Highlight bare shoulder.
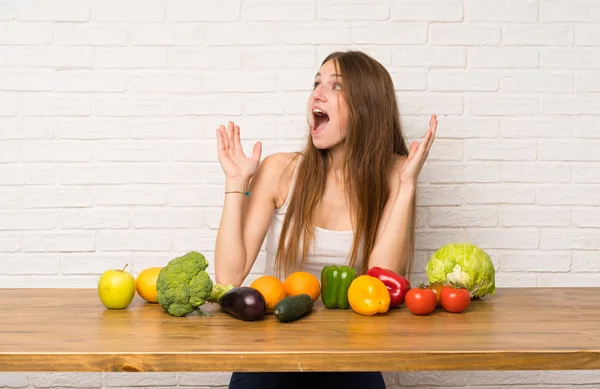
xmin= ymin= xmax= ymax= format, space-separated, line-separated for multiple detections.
xmin=258 ymin=152 xmax=298 ymax=177
xmin=254 ymin=152 xmax=301 ymax=207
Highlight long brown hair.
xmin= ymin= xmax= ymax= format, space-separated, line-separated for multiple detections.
xmin=274 ymin=51 xmax=416 ymax=278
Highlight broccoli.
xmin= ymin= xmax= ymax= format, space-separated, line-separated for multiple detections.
xmin=156 ymin=251 xmax=234 ymax=317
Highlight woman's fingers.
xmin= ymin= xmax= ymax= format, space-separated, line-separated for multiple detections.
xmin=415 ymin=115 xmax=437 ymax=158
xmin=234 ymin=125 xmax=245 ymax=156
xmin=425 ymin=115 xmax=437 ymax=152
xmin=218 ymin=122 xmax=262 ymax=176
xmin=252 ymin=141 xmax=262 ymax=162
xmin=216 ymin=128 xmax=225 ymax=152
xmin=408 ymin=141 xmax=419 ymax=159
xmin=227 ymin=121 xmax=235 ymax=151
xmin=219 ymin=125 xmax=230 ymax=150
xmin=413 ymin=132 xmax=429 ymax=160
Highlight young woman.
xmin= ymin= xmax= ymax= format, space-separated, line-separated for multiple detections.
xmin=214 ymin=51 xmax=437 ymax=389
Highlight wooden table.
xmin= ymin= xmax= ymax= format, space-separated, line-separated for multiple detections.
xmin=0 ymin=287 xmax=599 ymax=372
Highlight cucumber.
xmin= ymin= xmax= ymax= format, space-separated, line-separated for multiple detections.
xmin=273 ymin=294 xmax=313 ymax=322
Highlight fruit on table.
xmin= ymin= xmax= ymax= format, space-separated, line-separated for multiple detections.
xmin=136 ymin=267 xmax=162 ymax=303
xmin=250 ymin=275 xmax=287 ymax=313
xmin=347 ymin=275 xmax=390 ymax=316
xmin=219 ymin=287 xmax=266 ymax=321
xmin=273 ymin=294 xmax=314 ymax=322
xmin=440 ymin=285 xmax=471 ymax=313
xmin=156 ymin=251 xmax=234 ymax=317
xmin=320 ymin=265 xmax=356 ymax=309
xmin=365 ymin=266 xmax=411 ymax=308
xmin=98 ymin=264 xmax=136 ymax=310
xmin=283 ymin=271 xmax=321 ymax=302
xmin=405 ymin=285 xmax=437 ymax=315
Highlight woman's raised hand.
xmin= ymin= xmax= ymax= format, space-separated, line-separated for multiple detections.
xmin=216 ymin=121 xmax=262 ymax=180
xmin=400 ymin=114 xmax=437 ymax=187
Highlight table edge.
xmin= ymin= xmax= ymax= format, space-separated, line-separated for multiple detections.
xmin=2 ymin=351 xmax=599 ymax=372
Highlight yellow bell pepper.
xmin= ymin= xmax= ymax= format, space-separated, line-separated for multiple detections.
xmin=348 ymin=275 xmax=391 ymax=316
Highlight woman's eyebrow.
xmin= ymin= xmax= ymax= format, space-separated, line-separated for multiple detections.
xmin=314 ymin=72 xmax=343 ymax=78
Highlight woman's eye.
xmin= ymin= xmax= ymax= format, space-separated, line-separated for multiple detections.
xmin=312 ymin=81 xmax=342 ymax=91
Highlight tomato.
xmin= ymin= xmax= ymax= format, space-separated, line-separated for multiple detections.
xmin=405 ymin=287 xmax=437 ymax=315
xmin=440 ymin=286 xmax=471 ymax=313
xmin=427 ymin=283 xmax=444 ymax=307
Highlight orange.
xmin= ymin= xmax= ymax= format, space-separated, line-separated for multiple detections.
xmin=283 ymin=271 xmax=321 ymax=302
xmin=250 ymin=275 xmax=287 ymax=313
xmin=136 ymin=267 xmax=162 ymax=303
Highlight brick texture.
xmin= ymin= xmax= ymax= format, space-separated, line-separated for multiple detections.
xmin=0 ymin=0 xmax=597 ymax=387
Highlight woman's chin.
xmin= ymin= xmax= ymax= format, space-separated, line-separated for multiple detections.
xmin=311 ymin=139 xmax=328 ymax=150
xmin=311 ymin=134 xmax=330 ymax=149
xmin=312 ymin=137 xmax=341 ymax=150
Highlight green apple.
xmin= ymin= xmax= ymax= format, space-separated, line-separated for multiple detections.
xmin=98 ymin=264 xmax=136 ymax=309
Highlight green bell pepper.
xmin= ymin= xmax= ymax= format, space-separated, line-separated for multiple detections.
xmin=320 ymin=265 xmax=357 ymax=309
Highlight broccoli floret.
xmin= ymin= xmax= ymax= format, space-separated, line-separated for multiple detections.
xmin=156 ymin=251 xmax=234 ymax=317
xmin=189 ymin=271 xmax=212 ymax=307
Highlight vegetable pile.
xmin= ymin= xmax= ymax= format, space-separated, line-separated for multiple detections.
xmin=321 ymin=265 xmax=411 ymax=316
xmin=152 ymin=242 xmax=496 ymax=321
xmin=319 ymin=242 xmax=497 ymax=316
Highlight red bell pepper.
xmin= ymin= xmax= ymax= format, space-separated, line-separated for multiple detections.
xmin=366 ymin=267 xmax=411 ymax=308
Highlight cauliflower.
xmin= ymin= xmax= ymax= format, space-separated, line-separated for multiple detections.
xmin=156 ymin=251 xmax=234 ymax=317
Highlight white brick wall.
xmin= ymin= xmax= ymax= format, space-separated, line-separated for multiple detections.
xmin=1 ymin=0 xmax=599 ymax=387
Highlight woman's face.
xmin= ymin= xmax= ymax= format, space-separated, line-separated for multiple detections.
xmin=308 ymin=59 xmax=349 ymax=150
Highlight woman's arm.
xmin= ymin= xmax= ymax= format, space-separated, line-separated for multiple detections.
xmin=368 ymin=182 xmax=415 ymax=275
xmin=213 ymin=122 xmax=282 ymax=287
xmin=368 ymin=115 xmax=437 ymax=275
xmin=215 ymin=157 xmax=282 ymax=287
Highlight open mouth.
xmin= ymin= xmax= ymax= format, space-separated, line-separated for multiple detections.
xmin=312 ymin=108 xmax=329 ymax=134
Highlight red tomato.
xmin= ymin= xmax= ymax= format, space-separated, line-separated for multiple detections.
xmin=405 ymin=287 xmax=437 ymax=315
xmin=427 ymin=283 xmax=444 ymax=307
xmin=440 ymin=286 xmax=471 ymax=313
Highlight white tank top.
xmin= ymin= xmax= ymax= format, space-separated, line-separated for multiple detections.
xmin=263 ymin=156 xmax=364 ymax=281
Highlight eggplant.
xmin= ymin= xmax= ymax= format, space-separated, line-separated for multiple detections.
xmin=218 ymin=287 xmax=266 ymax=321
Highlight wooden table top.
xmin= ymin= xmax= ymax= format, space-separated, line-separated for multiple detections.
xmin=1 ymin=287 xmax=599 ymax=372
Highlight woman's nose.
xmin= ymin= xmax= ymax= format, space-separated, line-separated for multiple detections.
xmin=311 ymin=84 xmax=326 ymax=102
